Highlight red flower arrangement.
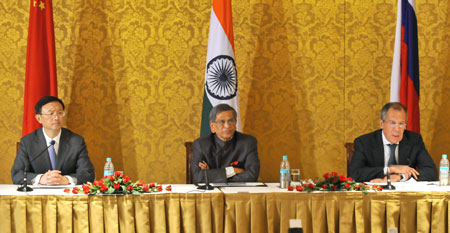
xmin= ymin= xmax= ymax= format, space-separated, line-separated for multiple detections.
xmin=64 ymin=171 xmax=170 ymax=195
xmin=288 ymin=171 xmax=382 ymax=194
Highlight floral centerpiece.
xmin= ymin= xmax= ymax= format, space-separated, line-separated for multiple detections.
xmin=64 ymin=171 xmax=172 ymax=195
xmin=288 ymin=171 xmax=382 ymax=194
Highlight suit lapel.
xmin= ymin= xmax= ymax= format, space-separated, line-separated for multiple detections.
xmin=55 ymin=129 xmax=70 ymax=170
xmin=375 ymin=130 xmax=385 ymax=166
xmin=32 ymin=129 xmax=52 ymax=170
xmin=398 ymin=135 xmax=411 ymax=165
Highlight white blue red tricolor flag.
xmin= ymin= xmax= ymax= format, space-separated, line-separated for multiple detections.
xmin=200 ymin=0 xmax=241 ymax=136
xmin=390 ymin=0 xmax=420 ymax=133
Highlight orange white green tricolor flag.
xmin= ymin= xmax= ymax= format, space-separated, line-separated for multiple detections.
xmin=200 ymin=0 xmax=241 ymax=136
xmin=22 ymin=0 xmax=58 ymax=136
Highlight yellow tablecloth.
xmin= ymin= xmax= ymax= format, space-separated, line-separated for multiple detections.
xmin=1 ymin=184 xmax=450 ymax=233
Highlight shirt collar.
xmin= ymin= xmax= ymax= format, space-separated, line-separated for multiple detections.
xmin=42 ymin=128 xmax=62 ymax=145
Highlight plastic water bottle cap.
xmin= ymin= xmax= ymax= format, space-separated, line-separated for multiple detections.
xmin=443 ymin=154 xmax=448 ymax=159
xmin=283 ymin=155 xmax=288 ymax=160
xmin=106 ymin=157 xmax=112 ymax=161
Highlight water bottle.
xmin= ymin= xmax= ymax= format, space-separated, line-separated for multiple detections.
xmin=280 ymin=155 xmax=291 ymax=188
xmin=439 ymin=154 xmax=449 ymax=186
xmin=104 ymin=157 xmax=114 ymax=176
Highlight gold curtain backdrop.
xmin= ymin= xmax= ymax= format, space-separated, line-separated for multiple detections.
xmin=0 ymin=0 xmax=449 ymax=184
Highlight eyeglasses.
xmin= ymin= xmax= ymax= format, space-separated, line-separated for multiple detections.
xmin=213 ymin=119 xmax=236 ymax=126
xmin=40 ymin=111 xmax=66 ymax=118
xmin=384 ymin=120 xmax=406 ymax=129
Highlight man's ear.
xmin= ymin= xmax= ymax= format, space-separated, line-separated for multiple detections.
xmin=209 ymin=122 xmax=215 ymax=133
xmin=379 ymin=119 xmax=383 ymax=128
xmin=35 ymin=114 xmax=42 ymax=124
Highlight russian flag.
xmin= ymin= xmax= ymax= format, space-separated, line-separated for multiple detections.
xmin=390 ymin=0 xmax=420 ymax=133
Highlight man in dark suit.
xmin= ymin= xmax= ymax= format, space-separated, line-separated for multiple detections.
xmin=12 ymin=96 xmax=95 ymax=185
xmin=192 ymin=104 xmax=260 ymax=183
xmin=349 ymin=102 xmax=437 ymax=182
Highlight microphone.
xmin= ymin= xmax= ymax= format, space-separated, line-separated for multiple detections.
xmin=197 ymin=169 xmax=214 ymax=190
xmin=17 ymin=140 xmax=56 ymax=192
xmin=381 ymin=167 xmax=396 ymax=190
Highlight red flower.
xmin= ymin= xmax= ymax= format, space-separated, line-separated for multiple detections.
xmin=64 ymin=188 xmax=70 ymax=193
xmin=323 ymin=173 xmax=330 ymax=179
xmin=296 ymin=186 xmax=303 ymax=191
xmin=123 ymin=176 xmax=130 ymax=183
xmin=302 ymin=183 xmax=308 ymax=187
xmin=149 ymin=183 xmax=155 ymax=188
xmin=143 ymin=184 xmax=149 ymax=192
xmin=115 ymin=171 xmax=122 ymax=177
xmin=332 ymin=177 xmax=338 ymax=183
xmin=322 ymin=184 xmax=327 ymax=189
xmin=108 ymin=175 xmax=115 ymax=182
xmin=138 ymin=181 xmax=144 ymax=187
xmin=355 ymin=184 xmax=360 ymax=190
xmin=100 ymin=185 xmax=108 ymax=192
xmin=308 ymin=183 xmax=315 ymax=189
xmin=339 ymin=175 xmax=347 ymax=182
xmin=126 ymin=185 xmax=133 ymax=191
xmin=331 ymin=171 xmax=338 ymax=176
xmin=113 ymin=183 xmax=120 ymax=190
xmin=331 ymin=185 xmax=337 ymax=191
xmin=344 ymin=183 xmax=350 ymax=188
xmin=82 ymin=184 xmax=90 ymax=194
xmin=157 ymin=185 xmax=163 ymax=192
xmin=99 ymin=178 xmax=104 ymax=185
xmin=348 ymin=177 xmax=353 ymax=181
xmin=377 ymin=186 xmax=383 ymax=191
xmin=287 ymin=186 xmax=294 ymax=191
xmin=165 ymin=185 xmax=172 ymax=191
xmin=93 ymin=180 xmax=99 ymax=186
xmin=72 ymin=187 xmax=80 ymax=194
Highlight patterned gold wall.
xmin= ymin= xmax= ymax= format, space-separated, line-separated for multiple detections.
xmin=0 ymin=0 xmax=448 ymax=184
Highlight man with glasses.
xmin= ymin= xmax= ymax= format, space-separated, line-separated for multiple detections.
xmin=192 ymin=104 xmax=260 ymax=183
xmin=12 ymin=96 xmax=95 ymax=185
xmin=349 ymin=102 xmax=437 ymax=182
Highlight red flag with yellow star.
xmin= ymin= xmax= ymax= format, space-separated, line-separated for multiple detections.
xmin=22 ymin=0 xmax=58 ymax=136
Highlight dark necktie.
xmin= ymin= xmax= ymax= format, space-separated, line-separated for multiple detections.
xmin=49 ymin=140 xmax=56 ymax=170
xmin=387 ymin=144 xmax=397 ymax=166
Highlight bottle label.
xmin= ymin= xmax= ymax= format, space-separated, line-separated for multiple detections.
xmin=280 ymin=169 xmax=290 ymax=174
xmin=104 ymin=171 xmax=114 ymax=176
xmin=440 ymin=167 xmax=449 ymax=171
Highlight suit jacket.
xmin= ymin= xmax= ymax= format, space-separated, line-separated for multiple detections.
xmin=11 ymin=128 xmax=95 ymax=185
xmin=349 ymin=129 xmax=437 ymax=182
xmin=192 ymin=132 xmax=260 ymax=183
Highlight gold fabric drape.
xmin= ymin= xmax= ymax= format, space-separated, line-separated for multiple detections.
xmin=1 ymin=191 xmax=449 ymax=233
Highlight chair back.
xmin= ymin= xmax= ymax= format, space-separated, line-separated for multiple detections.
xmin=16 ymin=142 xmax=20 ymax=154
xmin=345 ymin=142 xmax=354 ymax=176
xmin=185 ymin=142 xmax=193 ymax=184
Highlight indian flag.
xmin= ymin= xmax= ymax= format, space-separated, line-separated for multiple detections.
xmin=200 ymin=0 xmax=241 ymax=136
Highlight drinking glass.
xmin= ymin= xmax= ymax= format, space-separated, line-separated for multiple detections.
xmin=291 ymin=169 xmax=301 ymax=185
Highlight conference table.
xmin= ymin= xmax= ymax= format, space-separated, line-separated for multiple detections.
xmin=0 ymin=182 xmax=449 ymax=233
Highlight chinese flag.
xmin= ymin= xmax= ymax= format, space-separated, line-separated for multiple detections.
xmin=22 ymin=0 xmax=58 ymax=136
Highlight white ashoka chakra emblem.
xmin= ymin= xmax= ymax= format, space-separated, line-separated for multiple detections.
xmin=205 ymin=55 xmax=238 ymax=100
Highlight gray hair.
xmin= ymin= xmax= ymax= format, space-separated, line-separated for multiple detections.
xmin=381 ymin=102 xmax=408 ymax=121
xmin=209 ymin=104 xmax=237 ymax=122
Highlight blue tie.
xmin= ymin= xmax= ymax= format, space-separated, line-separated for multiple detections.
xmin=388 ymin=144 xmax=397 ymax=166
xmin=49 ymin=140 xmax=56 ymax=170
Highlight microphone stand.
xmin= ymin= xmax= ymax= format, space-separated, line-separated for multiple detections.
xmin=381 ymin=167 xmax=396 ymax=190
xmin=197 ymin=169 xmax=214 ymax=190
xmin=17 ymin=140 xmax=56 ymax=192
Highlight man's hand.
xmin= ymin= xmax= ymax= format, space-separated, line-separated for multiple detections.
xmin=370 ymin=174 xmax=402 ymax=183
xmin=389 ymin=166 xmax=419 ymax=180
xmin=233 ymin=167 xmax=244 ymax=174
xmin=39 ymin=170 xmax=69 ymax=185
xmin=199 ymin=161 xmax=210 ymax=170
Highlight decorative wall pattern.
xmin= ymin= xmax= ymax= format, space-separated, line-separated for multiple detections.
xmin=0 ymin=0 xmax=448 ymax=184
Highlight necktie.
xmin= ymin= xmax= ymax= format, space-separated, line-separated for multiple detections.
xmin=49 ymin=140 xmax=56 ymax=170
xmin=387 ymin=144 xmax=397 ymax=166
